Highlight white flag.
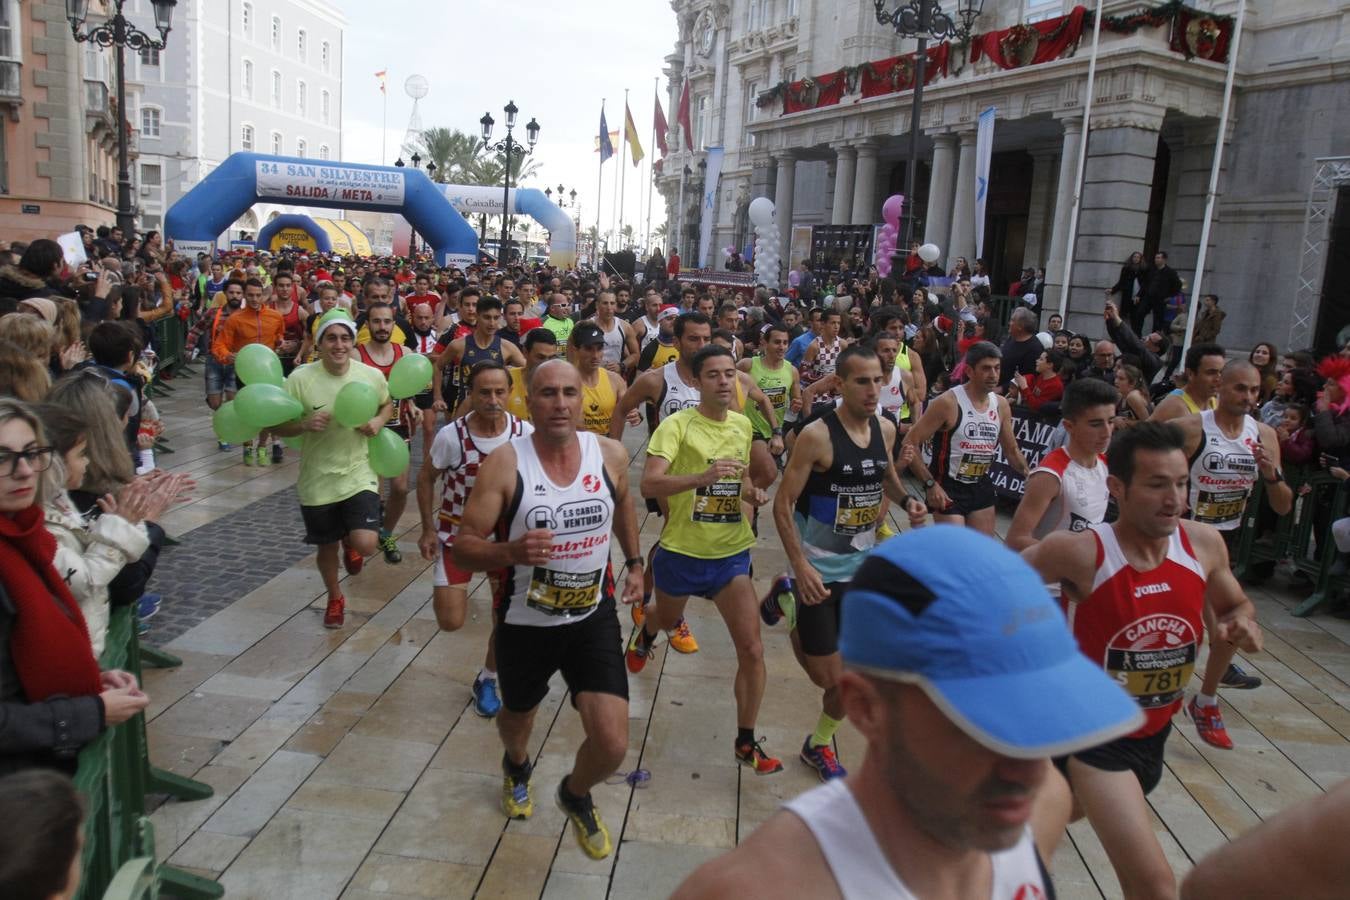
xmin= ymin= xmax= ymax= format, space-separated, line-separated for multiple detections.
xmin=974 ymin=106 xmax=996 ymax=260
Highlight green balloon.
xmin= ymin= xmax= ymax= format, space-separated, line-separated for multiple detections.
xmin=235 ymin=343 xmax=284 ymax=387
xmin=334 ymin=380 xmax=381 ymax=428
xmin=212 ymin=401 xmax=258 ymax=444
xmin=235 ymin=383 xmax=303 ymax=429
xmin=388 ymin=353 xmax=433 ymax=400
xmin=368 ymin=428 xmax=410 ymax=478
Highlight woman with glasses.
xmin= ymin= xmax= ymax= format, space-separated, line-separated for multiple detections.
xmin=0 ymin=398 xmax=150 ymax=777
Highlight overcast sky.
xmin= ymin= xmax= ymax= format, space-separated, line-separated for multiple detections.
xmin=339 ymin=0 xmax=677 ymax=243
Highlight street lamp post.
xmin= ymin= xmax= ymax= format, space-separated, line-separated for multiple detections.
xmin=480 ymin=101 xmax=539 ymax=266
xmin=66 ymin=0 xmax=177 ymax=236
xmin=873 ymin=0 xmax=983 ymax=246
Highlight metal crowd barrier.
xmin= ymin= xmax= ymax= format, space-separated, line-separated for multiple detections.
xmin=74 ymin=607 xmax=223 ymax=900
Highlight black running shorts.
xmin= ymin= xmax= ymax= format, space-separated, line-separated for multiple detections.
xmin=938 ymin=476 xmax=996 ymax=517
xmin=1054 ymin=722 xmax=1171 ymax=796
xmin=495 ymin=595 xmax=629 ymax=713
xmin=300 ymin=490 xmax=382 ymax=545
xmin=796 ymin=581 xmax=846 ymax=657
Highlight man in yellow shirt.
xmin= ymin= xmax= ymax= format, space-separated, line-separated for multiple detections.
xmin=626 ymin=344 xmax=782 ymax=775
xmin=570 ymin=322 xmax=630 ymax=436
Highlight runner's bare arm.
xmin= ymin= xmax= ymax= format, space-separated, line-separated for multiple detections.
xmin=1021 ymin=530 xmax=1095 ymax=599
xmin=789 ymin=364 xmax=802 ymax=413
xmin=610 ymin=370 xmax=657 ymax=440
xmin=416 ymin=456 xmax=446 ymax=562
xmin=1005 ymin=471 xmax=1061 ymax=551
xmin=997 ymin=396 xmax=1029 ymax=475
xmin=743 ymin=375 xmax=778 ymax=431
xmin=800 ymin=373 xmax=840 ymax=409
xmin=772 ymin=422 xmax=830 ymax=604
xmin=452 ymin=445 xmax=528 ymax=572
xmin=641 ymin=453 xmax=732 ymax=500
xmin=622 ymin=321 xmax=640 ymax=371
xmin=501 ymin=341 xmax=526 ymax=368
xmin=1186 ymin=522 xmax=1263 ymax=653
xmin=878 ymin=420 xmax=924 ymax=518
xmin=907 ymin=347 xmax=927 ymax=410
xmin=736 ymin=357 xmax=753 ymax=374
xmin=599 ymin=437 xmax=646 ymax=607
xmin=903 ymin=392 xmax=955 ymax=482
xmin=1173 ymin=413 xmax=1204 ymax=456
xmin=1180 ymin=779 xmax=1350 ymax=900
xmin=431 ymin=338 xmax=463 ymax=407
xmin=1255 ymin=422 xmax=1293 ymax=515
xmin=1149 ymin=393 xmax=1188 ymax=422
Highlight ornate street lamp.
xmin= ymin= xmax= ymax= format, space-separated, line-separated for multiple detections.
xmin=67 ymin=0 xmax=177 ymax=235
xmin=873 ymin=0 xmax=983 ymax=245
xmin=481 ymin=100 xmax=539 ymax=265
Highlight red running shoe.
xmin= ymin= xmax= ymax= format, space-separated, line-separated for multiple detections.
xmin=342 ymin=544 xmax=364 ymax=576
xmin=323 ymin=594 xmax=346 ymax=629
xmin=1186 ymin=697 xmax=1233 ymax=750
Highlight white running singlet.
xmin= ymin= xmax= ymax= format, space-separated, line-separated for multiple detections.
xmin=497 ymin=431 xmax=615 ymax=627
xmin=1031 ymin=448 xmax=1109 ymax=539
xmin=879 ymin=366 xmax=907 ymax=424
xmin=599 ymin=319 xmax=626 ymax=368
xmin=937 ymin=386 xmax=1001 ymax=485
xmin=785 ymin=781 xmax=1051 ymax=900
xmin=639 ymin=314 xmax=660 ymax=350
xmin=658 ymin=363 xmax=701 ymax=424
xmin=1187 ymin=410 xmax=1260 ymax=531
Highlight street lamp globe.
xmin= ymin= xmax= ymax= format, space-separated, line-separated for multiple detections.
xmin=504 ymin=100 xmax=518 ymax=130
xmin=151 ymin=0 xmax=177 ymax=34
xmin=65 ymin=0 xmax=90 ymax=27
xmin=394 ymin=157 xmax=405 ymax=168
xmin=479 ymin=112 xmax=494 ymax=143
xmin=525 ymin=117 xmax=540 ymax=147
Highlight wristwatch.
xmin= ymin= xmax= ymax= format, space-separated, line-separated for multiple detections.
xmin=625 ymin=556 xmax=645 ymax=569
xmin=923 ymin=478 xmax=936 ymax=491
xmin=1264 ymin=469 xmax=1285 ymax=485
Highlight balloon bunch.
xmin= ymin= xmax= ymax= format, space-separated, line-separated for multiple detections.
xmin=210 ymin=308 xmax=434 ymax=479
xmin=748 ymin=197 xmax=780 ymax=289
xmin=875 ymin=194 xmax=905 ymax=279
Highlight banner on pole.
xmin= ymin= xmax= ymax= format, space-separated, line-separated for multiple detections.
xmin=974 ymin=106 xmax=996 ymax=260
xmin=697 ymin=146 xmax=724 ymax=269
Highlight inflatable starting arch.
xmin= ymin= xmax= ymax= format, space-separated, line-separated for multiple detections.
xmin=439 ymin=186 xmax=577 ymax=267
xmin=165 ymin=153 xmax=478 ymax=265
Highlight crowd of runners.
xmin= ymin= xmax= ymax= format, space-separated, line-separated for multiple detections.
xmin=3 ymin=236 xmax=1348 ymax=898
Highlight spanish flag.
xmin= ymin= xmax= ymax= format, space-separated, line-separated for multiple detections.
xmin=374 ymin=70 xmax=387 ymax=94
xmin=623 ymin=101 xmax=644 ymax=167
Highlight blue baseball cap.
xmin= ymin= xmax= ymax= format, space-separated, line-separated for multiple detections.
xmin=840 ymin=526 xmax=1144 ymax=759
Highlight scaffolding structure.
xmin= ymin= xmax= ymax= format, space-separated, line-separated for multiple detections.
xmin=1290 ymin=156 xmax=1350 ymax=351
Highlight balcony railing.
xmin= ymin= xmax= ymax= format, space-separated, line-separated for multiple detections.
xmin=85 ymin=78 xmax=110 ymax=115
xmin=0 ymin=60 xmax=19 ymax=101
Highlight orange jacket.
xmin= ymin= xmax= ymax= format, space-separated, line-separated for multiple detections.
xmin=212 ymin=305 xmax=284 ymax=364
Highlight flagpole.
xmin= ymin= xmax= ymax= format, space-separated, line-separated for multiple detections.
xmin=1181 ymin=0 xmax=1246 ymax=359
xmin=646 ymin=76 xmax=658 ymax=252
xmin=380 ymin=78 xmax=388 ymax=165
xmin=675 ymin=166 xmax=686 ymax=268
xmin=596 ymin=99 xmax=605 ymax=270
xmin=619 ymin=88 xmax=630 ymax=250
xmin=611 ymin=129 xmax=620 ymax=251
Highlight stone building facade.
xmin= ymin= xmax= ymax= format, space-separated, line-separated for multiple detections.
xmin=657 ymin=0 xmax=1350 ymax=352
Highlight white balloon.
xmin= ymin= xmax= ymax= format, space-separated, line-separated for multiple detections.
xmin=918 ymin=243 xmax=941 ymax=263
xmin=1036 ymin=331 xmax=1053 ymax=349
xmin=748 ymin=197 xmax=776 ymax=228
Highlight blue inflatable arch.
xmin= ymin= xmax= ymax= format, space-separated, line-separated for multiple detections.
xmin=255 ymin=213 xmax=332 ymax=253
xmin=165 ymin=153 xmax=478 ymax=265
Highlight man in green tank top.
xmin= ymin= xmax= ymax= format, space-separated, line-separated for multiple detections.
xmin=738 ymin=322 xmax=800 ymax=451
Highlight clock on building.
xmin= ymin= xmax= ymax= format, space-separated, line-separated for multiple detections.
xmin=696 ymin=11 xmax=715 ymax=56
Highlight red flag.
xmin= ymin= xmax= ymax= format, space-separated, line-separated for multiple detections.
xmin=654 ymin=93 xmax=669 ymax=157
xmin=676 ymin=79 xmax=693 ymax=151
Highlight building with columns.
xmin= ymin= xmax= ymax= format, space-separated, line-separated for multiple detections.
xmin=657 ymin=0 xmax=1350 ymax=352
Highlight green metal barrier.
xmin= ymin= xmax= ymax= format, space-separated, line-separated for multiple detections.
xmin=74 ymin=608 xmax=223 ymax=900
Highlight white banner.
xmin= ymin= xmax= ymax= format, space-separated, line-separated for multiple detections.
xmin=173 ymin=239 xmax=216 ymax=258
xmin=254 ymin=161 xmax=405 ymax=207
xmin=697 ymin=146 xmax=725 ymax=269
xmin=974 ymin=106 xmax=996 ymax=260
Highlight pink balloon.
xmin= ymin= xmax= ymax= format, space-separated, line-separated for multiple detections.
xmin=881 ymin=195 xmax=905 ymax=228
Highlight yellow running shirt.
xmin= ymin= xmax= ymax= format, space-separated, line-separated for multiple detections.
xmin=506 ymin=367 xmax=530 ymax=421
xmin=581 ymin=371 xmax=616 ymax=435
xmin=648 ymin=406 xmax=756 ymax=559
xmin=283 ymin=360 xmax=391 ymax=506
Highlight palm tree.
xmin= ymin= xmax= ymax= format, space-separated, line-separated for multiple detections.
xmin=621 ymin=224 xmax=635 ymax=248
xmin=652 ymin=222 xmax=669 ymax=246
xmin=406 ymin=127 xmax=482 ymax=183
xmin=470 ymin=148 xmax=541 ymax=187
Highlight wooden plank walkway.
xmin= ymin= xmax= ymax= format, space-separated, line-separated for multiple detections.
xmin=140 ymin=391 xmax=1350 ymax=899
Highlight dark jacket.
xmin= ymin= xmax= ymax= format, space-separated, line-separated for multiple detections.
xmin=0 ymin=264 xmax=52 ymax=309
xmin=1139 ymin=264 xmax=1182 ymax=304
xmin=1110 ymin=262 xmax=1145 ymax=299
xmin=1313 ymin=408 xmax=1350 ymax=455
xmin=1107 ymin=318 xmax=1164 ymax=384
xmin=0 ymin=581 xmax=105 ymax=776
xmin=1193 ymin=307 xmax=1226 ymax=344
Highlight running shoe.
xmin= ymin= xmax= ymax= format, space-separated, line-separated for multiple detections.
xmin=877 ymin=519 xmax=898 ymax=540
xmin=255 ymin=445 xmax=271 ymax=466
xmin=243 ymin=445 xmax=254 ymax=466
xmin=342 ymin=544 xmax=364 ymax=576
xmin=472 ymin=674 xmax=501 ymax=718
xmin=625 ymin=627 xmax=656 ymax=674
xmin=735 ymin=737 xmax=784 ymax=775
xmin=323 ymin=594 xmax=346 ymax=629
xmin=380 ymin=533 xmax=402 ymax=564
xmin=759 ymin=575 xmax=795 ymax=627
xmin=136 ymin=593 xmax=162 ymax=621
xmin=556 ymin=781 xmax=612 ymax=859
xmin=669 ymin=617 xmax=699 ymax=654
xmin=217 ymin=441 xmax=232 ymax=451
xmin=501 ymin=756 xmax=534 ymax=819
xmin=800 ymin=737 xmax=847 ymax=782
xmin=1220 ymin=663 xmax=1262 ymax=690
xmin=1186 ymin=697 xmax=1234 ymax=750
xmin=271 ymin=443 xmax=284 ymax=464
